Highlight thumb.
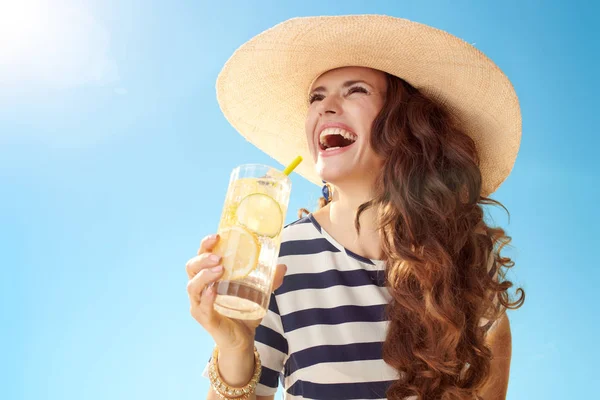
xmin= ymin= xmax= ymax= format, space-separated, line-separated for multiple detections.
xmin=271 ymin=264 xmax=287 ymax=292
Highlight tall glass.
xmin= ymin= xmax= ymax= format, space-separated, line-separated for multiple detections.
xmin=212 ymin=164 xmax=291 ymax=320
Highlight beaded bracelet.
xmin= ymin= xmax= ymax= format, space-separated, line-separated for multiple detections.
xmin=208 ymin=346 xmax=262 ymax=399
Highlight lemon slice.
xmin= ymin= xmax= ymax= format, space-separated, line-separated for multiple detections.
xmin=213 ymin=226 xmax=260 ymax=281
xmin=235 ymin=193 xmax=283 ymax=238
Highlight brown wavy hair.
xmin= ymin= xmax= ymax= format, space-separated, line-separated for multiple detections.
xmin=300 ymin=73 xmax=524 ymax=399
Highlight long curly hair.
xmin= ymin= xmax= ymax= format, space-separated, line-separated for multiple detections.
xmin=300 ymin=73 xmax=525 ymax=399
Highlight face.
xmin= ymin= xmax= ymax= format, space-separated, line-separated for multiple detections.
xmin=305 ymin=66 xmax=387 ymax=186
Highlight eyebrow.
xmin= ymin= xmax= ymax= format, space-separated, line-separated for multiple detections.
xmin=309 ymin=80 xmax=372 ymax=94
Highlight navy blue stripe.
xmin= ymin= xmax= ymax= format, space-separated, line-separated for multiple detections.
xmin=281 ymin=304 xmax=387 ymax=332
xmin=255 ymin=324 xmax=288 ymax=355
xmin=284 ymin=341 xmax=383 ymax=375
xmin=257 ymin=365 xmax=281 ymax=389
xmin=284 ymin=216 xmax=312 ymax=228
xmin=345 ymin=248 xmax=376 ymax=265
xmin=276 ymin=268 xmax=385 ymax=296
xmin=267 ymin=293 xmax=279 ymax=314
xmin=287 ymin=379 xmax=394 ymax=399
xmin=278 ymin=238 xmax=341 ymax=257
xmin=307 ymin=213 xmax=377 ymax=265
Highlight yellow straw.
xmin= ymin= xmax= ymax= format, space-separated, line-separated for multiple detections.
xmin=283 ymin=156 xmax=303 ymax=176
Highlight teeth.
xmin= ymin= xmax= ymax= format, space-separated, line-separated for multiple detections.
xmin=325 ymin=146 xmax=341 ymax=151
xmin=319 ymin=128 xmax=358 ymax=148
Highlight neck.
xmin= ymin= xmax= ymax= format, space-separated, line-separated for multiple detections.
xmin=322 ymin=180 xmax=382 ymax=260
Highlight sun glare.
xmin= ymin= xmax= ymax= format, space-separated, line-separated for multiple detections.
xmin=0 ymin=0 xmax=118 ymax=88
xmin=0 ymin=0 xmax=49 ymax=66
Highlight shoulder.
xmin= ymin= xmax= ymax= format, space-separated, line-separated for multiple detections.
xmin=284 ymin=214 xmax=314 ymax=229
xmin=277 ymin=214 xmax=339 ymax=263
xmin=281 ymin=214 xmax=320 ymax=241
xmin=479 ymin=313 xmax=512 ymax=397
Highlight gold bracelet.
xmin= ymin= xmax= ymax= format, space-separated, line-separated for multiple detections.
xmin=208 ymin=346 xmax=262 ymax=399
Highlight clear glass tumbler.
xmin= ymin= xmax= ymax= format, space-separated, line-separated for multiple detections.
xmin=212 ymin=164 xmax=291 ymax=320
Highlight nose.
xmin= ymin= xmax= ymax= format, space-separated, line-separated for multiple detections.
xmin=316 ymin=93 xmax=342 ymax=115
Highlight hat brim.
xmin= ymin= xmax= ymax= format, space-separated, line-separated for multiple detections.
xmin=216 ymin=15 xmax=521 ymax=196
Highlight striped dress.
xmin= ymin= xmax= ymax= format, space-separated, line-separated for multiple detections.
xmin=205 ymin=214 xmax=499 ymax=399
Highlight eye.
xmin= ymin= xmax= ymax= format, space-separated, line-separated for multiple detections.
xmin=347 ymin=86 xmax=369 ymax=96
xmin=309 ymin=93 xmax=325 ymax=104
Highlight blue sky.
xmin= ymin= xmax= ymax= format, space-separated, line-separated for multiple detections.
xmin=1 ymin=1 xmax=598 ymax=399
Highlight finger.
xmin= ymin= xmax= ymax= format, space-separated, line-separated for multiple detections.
xmin=187 ymin=265 xmax=224 ymax=307
xmin=197 ymin=281 xmax=222 ymax=331
xmin=198 ymin=233 xmax=220 ymax=256
xmin=185 ymin=252 xmax=222 ymax=279
xmin=271 ymin=264 xmax=287 ymax=292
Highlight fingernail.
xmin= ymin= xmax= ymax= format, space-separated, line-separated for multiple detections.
xmin=204 ymin=234 xmax=218 ymax=243
xmin=209 ymin=254 xmax=221 ymax=263
xmin=211 ymin=265 xmax=223 ymax=273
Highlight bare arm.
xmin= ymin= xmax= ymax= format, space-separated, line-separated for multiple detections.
xmin=478 ymin=313 xmax=512 ymax=400
xmin=188 ymin=236 xmax=288 ymax=400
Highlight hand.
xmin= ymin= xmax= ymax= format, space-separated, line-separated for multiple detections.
xmin=186 ymin=234 xmax=287 ymax=353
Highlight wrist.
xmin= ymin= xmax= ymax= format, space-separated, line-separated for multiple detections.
xmin=216 ymin=344 xmax=256 ymax=387
xmin=218 ymin=342 xmax=254 ymax=360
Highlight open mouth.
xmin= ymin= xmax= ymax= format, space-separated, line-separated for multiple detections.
xmin=319 ymin=128 xmax=357 ymax=151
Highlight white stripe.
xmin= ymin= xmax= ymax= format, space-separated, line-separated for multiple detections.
xmin=286 ymin=320 xmax=388 ymax=353
xmin=281 ymin=251 xmax=344 ymax=275
xmin=281 ymin=221 xmax=320 ymax=241
xmin=255 ymin=383 xmax=278 ymax=396
xmin=280 ymin=222 xmax=385 ymax=274
xmin=277 ymin=285 xmax=390 ymax=315
xmin=261 ymin=308 xmax=285 ymax=333
xmin=282 ymin=250 xmax=385 ymax=277
xmin=285 ymin=359 xmax=399 ymax=386
xmin=255 ymin=341 xmax=286 ymax=373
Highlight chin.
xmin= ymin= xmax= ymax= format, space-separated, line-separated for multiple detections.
xmin=316 ymin=163 xmax=353 ymax=183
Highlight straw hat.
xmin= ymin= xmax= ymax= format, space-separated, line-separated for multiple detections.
xmin=216 ymin=15 xmax=521 ymax=196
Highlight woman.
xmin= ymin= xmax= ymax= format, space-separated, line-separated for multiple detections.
xmin=186 ymin=15 xmax=525 ymax=400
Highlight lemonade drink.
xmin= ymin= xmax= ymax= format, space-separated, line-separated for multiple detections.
xmin=212 ymin=164 xmax=292 ymax=320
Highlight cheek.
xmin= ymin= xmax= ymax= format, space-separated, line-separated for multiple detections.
xmin=350 ymin=102 xmax=381 ymax=138
xmin=305 ymin=112 xmax=318 ymax=158
xmin=366 ymin=99 xmax=384 ymax=125
xmin=352 ymin=101 xmax=384 ymax=159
